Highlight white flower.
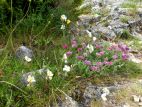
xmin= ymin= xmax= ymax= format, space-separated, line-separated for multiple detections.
xmin=87 ymin=44 xmax=94 ymax=53
xmin=27 ymin=75 xmax=36 ymax=86
xmin=46 ymin=69 xmax=53 ymax=80
xmin=86 ymin=30 xmax=92 ymax=38
xmin=93 ymin=37 xmax=97 ymax=42
xmin=63 ymin=65 xmax=71 ymax=72
xmin=61 ymin=14 xmax=67 ymax=22
xmin=63 ymin=53 xmax=68 ymax=63
xmin=83 ymin=52 xmax=88 ymax=57
xmin=108 ymin=26 xmax=112 ymax=30
xmin=101 ymin=93 xmax=107 ymax=101
xmin=60 ymin=25 xmax=65 ymax=30
xmin=102 ymin=88 xmax=110 ymax=95
xmin=24 ymin=56 xmax=32 ymax=62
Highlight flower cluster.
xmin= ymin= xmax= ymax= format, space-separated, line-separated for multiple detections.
xmin=27 ymin=75 xmax=36 ymax=87
xmin=60 ymin=14 xmax=71 ymax=30
xmin=46 ymin=69 xmax=54 ymax=80
xmin=62 ymin=37 xmax=130 ymax=75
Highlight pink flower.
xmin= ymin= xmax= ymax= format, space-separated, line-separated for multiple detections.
xmin=96 ymin=52 xmax=101 ymax=57
xmin=95 ymin=44 xmax=101 ymax=49
xmin=66 ymin=51 xmax=72 ymax=56
xmin=77 ymin=48 xmax=83 ymax=52
xmin=77 ymin=56 xmax=85 ymax=60
xmin=103 ymin=61 xmax=113 ymax=65
xmin=96 ymin=51 xmax=105 ymax=57
xmin=104 ymin=61 xmax=109 ymax=65
xmin=108 ymin=61 xmax=113 ymax=65
xmin=62 ymin=44 xmax=68 ymax=49
xmin=113 ymin=54 xmax=118 ymax=60
xmin=99 ymin=51 xmax=105 ymax=56
xmin=90 ymin=66 xmax=98 ymax=71
xmin=71 ymin=40 xmax=77 ymax=48
xmin=107 ymin=47 xmax=112 ymax=51
xmin=96 ymin=62 xmax=103 ymax=66
xmin=84 ymin=60 xmax=91 ymax=66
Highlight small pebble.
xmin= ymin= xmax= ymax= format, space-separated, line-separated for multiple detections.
xmin=139 ymin=102 xmax=142 ymax=106
xmin=132 ymin=95 xmax=140 ymax=102
xmin=122 ymin=104 xmax=130 ymax=107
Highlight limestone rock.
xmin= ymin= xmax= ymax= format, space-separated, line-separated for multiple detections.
xmin=59 ymin=96 xmax=78 ymax=107
xmin=16 ymin=45 xmax=33 ymax=60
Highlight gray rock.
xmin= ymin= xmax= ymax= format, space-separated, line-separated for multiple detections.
xmin=109 ymin=20 xmax=129 ymax=35
xmin=107 ymin=86 xmax=118 ymax=93
xmin=91 ymin=26 xmax=116 ymax=40
xmin=16 ymin=45 xmax=33 ymax=60
xmin=78 ymin=14 xmax=101 ymax=28
xmin=128 ymin=19 xmax=142 ymax=27
xmin=59 ymin=96 xmax=78 ymax=107
xmin=21 ymin=72 xmax=35 ymax=86
xmin=21 ymin=68 xmax=49 ymax=86
xmin=83 ymin=85 xmax=102 ymax=106
xmin=118 ymin=8 xmax=130 ymax=15
xmin=110 ymin=20 xmax=129 ymax=29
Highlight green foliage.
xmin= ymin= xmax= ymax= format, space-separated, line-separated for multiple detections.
xmin=121 ymin=2 xmax=137 ymax=8
xmin=0 ymin=0 xmax=83 ymax=36
xmin=120 ymin=16 xmax=129 ymax=23
xmin=120 ymin=29 xmax=132 ymax=39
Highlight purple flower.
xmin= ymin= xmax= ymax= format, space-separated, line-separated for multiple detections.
xmin=84 ymin=60 xmax=91 ymax=66
xmin=77 ymin=48 xmax=83 ymax=52
xmin=113 ymin=54 xmax=118 ymax=60
xmin=66 ymin=51 xmax=72 ymax=56
xmin=118 ymin=44 xmax=129 ymax=53
xmin=90 ymin=66 xmax=98 ymax=71
xmin=77 ymin=55 xmax=85 ymax=60
xmin=122 ymin=53 xmax=129 ymax=60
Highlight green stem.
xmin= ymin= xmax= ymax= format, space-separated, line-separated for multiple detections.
xmin=0 ymin=81 xmax=27 ymax=95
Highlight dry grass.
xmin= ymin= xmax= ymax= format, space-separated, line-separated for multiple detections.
xmin=114 ymin=82 xmax=142 ymax=107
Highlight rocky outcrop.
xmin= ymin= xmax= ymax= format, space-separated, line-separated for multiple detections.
xmin=77 ymin=0 xmax=142 ymax=40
